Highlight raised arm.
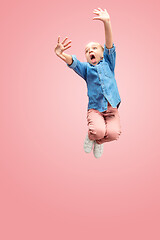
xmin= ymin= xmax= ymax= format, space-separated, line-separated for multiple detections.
xmin=93 ymin=8 xmax=113 ymax=49
xmin=55 ymin=36 xmax=87 ymax=81
xmin=54 ymin=36 xmax=73 ymax=65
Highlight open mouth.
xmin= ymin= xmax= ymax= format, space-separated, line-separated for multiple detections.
xmin=90 ymin=54 xmax=95 ymax=60
xmin=90 ymin=54 xmax=96 ymax=63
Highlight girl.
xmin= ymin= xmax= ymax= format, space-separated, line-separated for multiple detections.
xmin=54 ymin=8 xmax=122 ymax=158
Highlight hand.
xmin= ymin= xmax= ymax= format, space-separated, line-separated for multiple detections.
xmin=54 ymin=36 xmax=71 ymax=60
xmin=93 ymin=8 xmax=110 ymax=22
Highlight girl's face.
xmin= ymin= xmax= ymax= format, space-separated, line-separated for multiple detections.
xmin=85 ymin=42 xmax=104 ymax=65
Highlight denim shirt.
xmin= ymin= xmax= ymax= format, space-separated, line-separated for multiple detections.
xmin=67 ymin=43 xmax=121 ymax=112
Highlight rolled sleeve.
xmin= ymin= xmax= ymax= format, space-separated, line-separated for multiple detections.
xmin=104 ymin=43 xmax=116 ymax=55
xmin=67 ymin=55 xmax=87 ymax=81
xmin=103 ymin=43 xmax=116 ymax=72
xmin=67 ymin=55 xmax=77 ymax=69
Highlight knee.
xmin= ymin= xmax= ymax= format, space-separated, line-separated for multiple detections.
xmin=107 ymin=129 xmax=122 ymax=141
xmin=96 ymin=128 xmax=106 ymax=139
xmin=89 ymin=126 xmax=105 ymax=140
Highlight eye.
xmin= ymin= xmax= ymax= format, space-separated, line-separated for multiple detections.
xmin=93 ymin=47 xmax=97 ymax=49
xmin=85 ymin=49 xmax=88 ymax=53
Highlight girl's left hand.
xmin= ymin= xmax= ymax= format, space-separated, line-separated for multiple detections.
xmin=93 ymin=8 xmax=110 ymax=22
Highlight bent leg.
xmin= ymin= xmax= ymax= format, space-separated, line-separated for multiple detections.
xmin=87 ymin=109 xmax=106 ymax=142
xmin=96 ymin=107 xmax=122 ymax=144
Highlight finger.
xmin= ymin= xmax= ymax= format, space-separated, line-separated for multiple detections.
xmin=57 ymin=36 xmax=60 ymax=43
xmin=93 ymin=17 xmax=100 ymax=20
xmin=93 ymin=11 xmax=100 ymax=14
xmin=64 ymin=45 xmax=71 ymax=51
xmin=93 ymin=9 xmax=99 ymax=12
xmin=98 ymin=7 xmax=103 ymax=11
xmin=62 ymin=37 xmax=68 ymax=44
xmin=93 ymin=12 xmax=100 ymax=15
xmin=64 ymin=40 xmax=72 ymax=48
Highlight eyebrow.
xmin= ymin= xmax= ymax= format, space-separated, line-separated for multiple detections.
xmin=85 ymin=45 xmax=98 ymax=51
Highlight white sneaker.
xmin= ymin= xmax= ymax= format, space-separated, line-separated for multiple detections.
xmin=84 ymin=134 xmax=94 ymax=153
xmin=93 ymin=142 xmax=104 ymax=158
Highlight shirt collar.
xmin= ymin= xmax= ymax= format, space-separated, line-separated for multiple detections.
xmin=89 ymin=60 xmax=103 ymax=66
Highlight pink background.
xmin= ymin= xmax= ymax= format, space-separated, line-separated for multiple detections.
xmin=1 ymin=0 xmax=160 ymax=239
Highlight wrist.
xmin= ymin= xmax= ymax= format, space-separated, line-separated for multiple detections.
xmin=103 ymin=18 xmax=111 ymax=24
xmin=56 ymin=52 xmax=62 ymax=57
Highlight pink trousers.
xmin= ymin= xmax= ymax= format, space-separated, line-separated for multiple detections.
xmin=87 ymin=103 xmax=122 ymax=144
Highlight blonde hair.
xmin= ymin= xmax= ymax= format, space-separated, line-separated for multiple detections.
xmin=85 ymin=42 xmax=104 ymax=52
xmin=100 ymin=44 xmax=104 ymax=52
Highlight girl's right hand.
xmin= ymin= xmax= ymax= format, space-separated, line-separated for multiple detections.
xmin=54 ymin=36 xmax=72 ymax=60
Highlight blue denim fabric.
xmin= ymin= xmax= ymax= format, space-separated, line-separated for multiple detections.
xmin=67 ymin=43 xmax=121 ymax=112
